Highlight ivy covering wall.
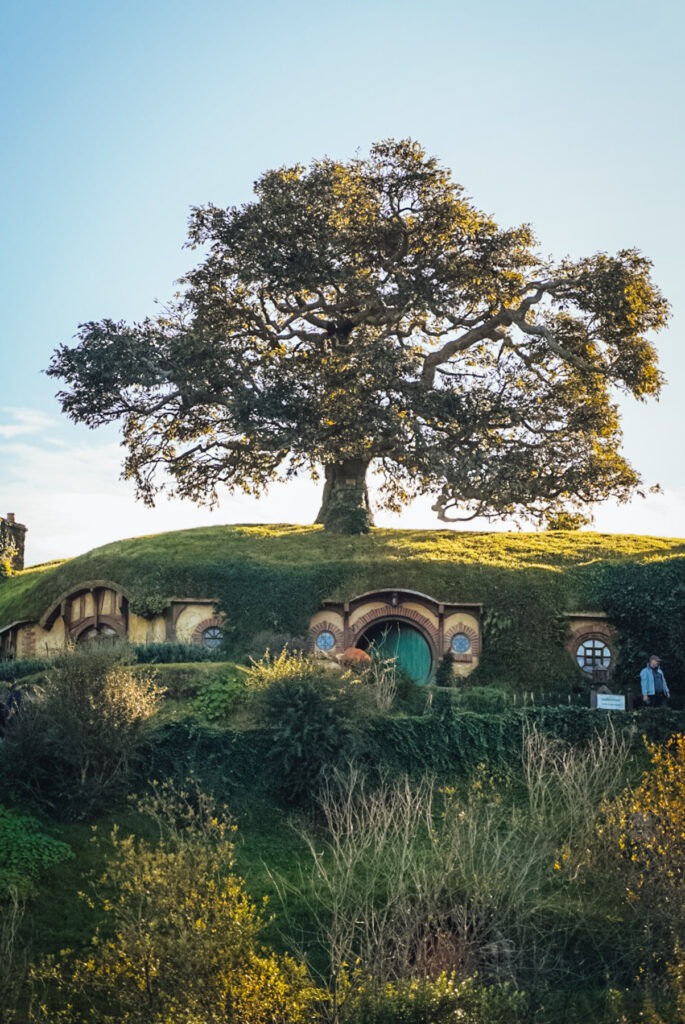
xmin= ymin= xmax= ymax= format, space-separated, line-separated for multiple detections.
xmin=1 ymin=527 xmax=684 ymax=690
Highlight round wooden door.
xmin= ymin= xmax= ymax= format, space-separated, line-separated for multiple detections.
xmin=359 ymin=621 xmax=432 ymax=684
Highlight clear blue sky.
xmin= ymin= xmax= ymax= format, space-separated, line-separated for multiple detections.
xmin=1 ymin=0 xmax=683 ymax=563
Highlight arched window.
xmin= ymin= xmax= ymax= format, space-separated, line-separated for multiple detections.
xmin=202 ymin=626 xmax=224 ymax=650
xmin=76 ymin=624 xmax=120 ymax=644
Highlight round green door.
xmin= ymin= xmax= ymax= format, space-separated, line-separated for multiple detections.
xmin=359 ymin=621 xmax=432 ymax=684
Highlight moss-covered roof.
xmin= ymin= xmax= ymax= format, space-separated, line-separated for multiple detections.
xmin=1 ymin=524 xmax=683 ymax=630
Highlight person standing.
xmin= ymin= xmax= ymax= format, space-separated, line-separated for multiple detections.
xmin=640 ymin=655 xmax=670 ymax=707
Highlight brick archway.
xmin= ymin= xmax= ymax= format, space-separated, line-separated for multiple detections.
xmin=309 ymin=619 xmax=345 ymax=653
xmin=352 ymin=604 xmax=439 ymax=660
xmin=191 ymin=615 xmax=225 ymax=646
xmin=444 ymin=621 xmax=481 ymax=663
xmin=568 ymin=625 xmax=616 ymax=678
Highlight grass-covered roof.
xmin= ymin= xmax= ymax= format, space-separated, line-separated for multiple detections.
xmin=2 ymin=525 xmax=684 ymax=687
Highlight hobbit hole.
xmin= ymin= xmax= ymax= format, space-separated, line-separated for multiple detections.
xmin=307 ymin=589 xmax=483 ymax=683
xmin=0 ymin=522 xmax=644 ymax=686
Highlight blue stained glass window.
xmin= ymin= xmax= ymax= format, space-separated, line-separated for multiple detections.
xmin=316 ymin=631 xmax=336 ymax=652
xmin=451 ymin=632 xmax=471 ymax=654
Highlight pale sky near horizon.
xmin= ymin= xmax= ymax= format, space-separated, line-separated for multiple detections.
xmin=1 ymin=0 xmax=683 ymax=565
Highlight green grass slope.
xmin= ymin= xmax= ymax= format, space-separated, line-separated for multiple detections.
xmin=1 ymin=525 xmax=684 ymax=686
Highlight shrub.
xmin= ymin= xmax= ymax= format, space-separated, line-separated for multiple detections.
xmin=342 ymin=974 xmax=527 ymax=1024
xmin=30 ymin=785 xmax=321 ymax=1024
xmin=599 ymin=733 xmax=685 ymax=963
xmin=0 ymin=645 xmax=162 ymax=818
xmin=0 ymin=659 xmax=51 ymax=683
xmin=259 ymin=674 xmax=358 ymax=805
xmin=130 ymin=642 xmax=223 ymax=664
xmin=0 ymin=806 xmax=73 ymax=898
xmin=240 ymin=648 xmax=331 ymax=691
xmin=194 ymin=672 xmax=248 ymax=722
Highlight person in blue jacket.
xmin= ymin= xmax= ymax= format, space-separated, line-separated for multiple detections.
xmin=640 ymin=655 xmax=669 ymax=707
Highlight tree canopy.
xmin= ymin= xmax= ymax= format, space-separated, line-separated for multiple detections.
xmin=48 ymin=139 xmax=669 ymax=532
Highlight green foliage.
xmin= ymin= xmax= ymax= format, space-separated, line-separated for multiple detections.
xmin=137 ymin=661 xmax=238 ymax=700
xmin=48 ymin=140 xmax=668 ymax=531
xmin=0 ymin=645 xmax=162 ymax=818
xmin=0 ymin=658 xmax=51 ymax=683
xmin=342 ymin=974 xmax=527 ymax=1024
xmin=433 ymin=655 xmax=454 ymax=689
xmin=598 ymin=556 xmax=685 ymax=686
xmin=131 ymin=641 xmax=223 ymax=663
xmin=31 ymin=785 xmax=321 ymax=1024
xmin=194 ymin=671 xmax=247 ymax=722
xmin=0 ymin=806 xmax=72 ymax=897
xmin=443 ymin=686 xmax=512 ymax=713
xmin=127 ymin=584 xmax=169 ymax=619
xmin=259 ymin=675 xmax=359 ymax=805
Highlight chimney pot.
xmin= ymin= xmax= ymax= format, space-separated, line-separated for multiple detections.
xmin=6 ymin=513 xmax=15 ymax=524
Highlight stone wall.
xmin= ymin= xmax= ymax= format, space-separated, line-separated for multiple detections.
xmin=0 ymin=513 xmax=27 ymax=572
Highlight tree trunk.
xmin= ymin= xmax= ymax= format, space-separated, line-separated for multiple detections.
xmin=315 ymin=459 xmax=373 ymax=534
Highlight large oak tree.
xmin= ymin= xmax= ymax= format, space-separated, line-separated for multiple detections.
xmin=48 ymin=140 xmax=669 ymax=532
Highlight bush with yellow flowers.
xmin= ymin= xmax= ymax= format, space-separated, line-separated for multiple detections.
xmin=29 ymin=785 xmax=322 ymax=1024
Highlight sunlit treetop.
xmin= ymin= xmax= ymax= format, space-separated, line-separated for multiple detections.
xmin=48 ymin=139 xmax=670 ymax=532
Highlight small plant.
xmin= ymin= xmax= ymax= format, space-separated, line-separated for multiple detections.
xmin=194 ymin=672 xmax=247 ymax=722
xmin=434 ymin=654 xmax=454 ymax=688
xmin=241 ymin=647 xmax=329 ymax=691
xmin=364 ymin=655 xmax=399 ymax=713
xmin=342 ymin=973 xmax=527 ymax=1024
xmin=0 ymin=806 xmax=73 ymax=898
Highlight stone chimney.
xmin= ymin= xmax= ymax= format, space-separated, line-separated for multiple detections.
xmin=1 ymin=513 xmax=28 ymax=571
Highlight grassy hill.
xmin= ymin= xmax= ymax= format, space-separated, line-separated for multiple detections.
xmin=2 ymin=525 xmax=684 ymax=687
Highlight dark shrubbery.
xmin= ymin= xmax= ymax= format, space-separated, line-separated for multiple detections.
xmin=259 ymin=673 xmax=359 ymax=805
xmin=599 ymin=557 xmax=685 ymax=687
xmin=0 ymin=659 xmax=51 ymax=683
xmin=130 ymin=642 xmax=224 ymax=664
xmin=0 ymin=645 xmax=162 ymax=818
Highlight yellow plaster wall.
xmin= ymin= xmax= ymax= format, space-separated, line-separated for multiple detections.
xmin=174 ymin=604 xmax=220 ymax=643
xmin=349 ymin=602 xmax=387 ymax=629
xmin=309 ymin=610 xmax=344 ymax=632
xmin=443 ymin=611 xmax=480 ymax=636
xmin=401 ymin=601 xmax=439 ymax=628
xmin=128 ymin=613 xmax=167 ymax=644
xmin=15 ymin=618 xmax=67 ymax=658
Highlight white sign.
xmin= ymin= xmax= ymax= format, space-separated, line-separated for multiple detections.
xmin=595 ymin=693 xmax=626 ymax=711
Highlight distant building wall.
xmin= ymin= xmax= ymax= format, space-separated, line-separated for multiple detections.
xmin=0 ymin=513 xmax=27 ymax=572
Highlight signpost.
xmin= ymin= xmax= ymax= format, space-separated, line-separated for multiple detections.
xmin=591 ymin=692 xmax=626 ymax=711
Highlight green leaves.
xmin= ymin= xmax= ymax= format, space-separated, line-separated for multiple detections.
xmin=0 ymin=806 xmax=72 ymax=898
xmin=48 ymin=140 xmax=669 ymax=528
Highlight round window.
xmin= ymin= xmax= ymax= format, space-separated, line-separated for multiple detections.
xmin=315 ymin=630 xmax=336 ymax=652
xmin=576 ymin=639 xmax=611 ymax=674
xmin=450 ymin=632 xmax=471 ymax=655
xmin=202 ymin=626 xmax=224 ymax=650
